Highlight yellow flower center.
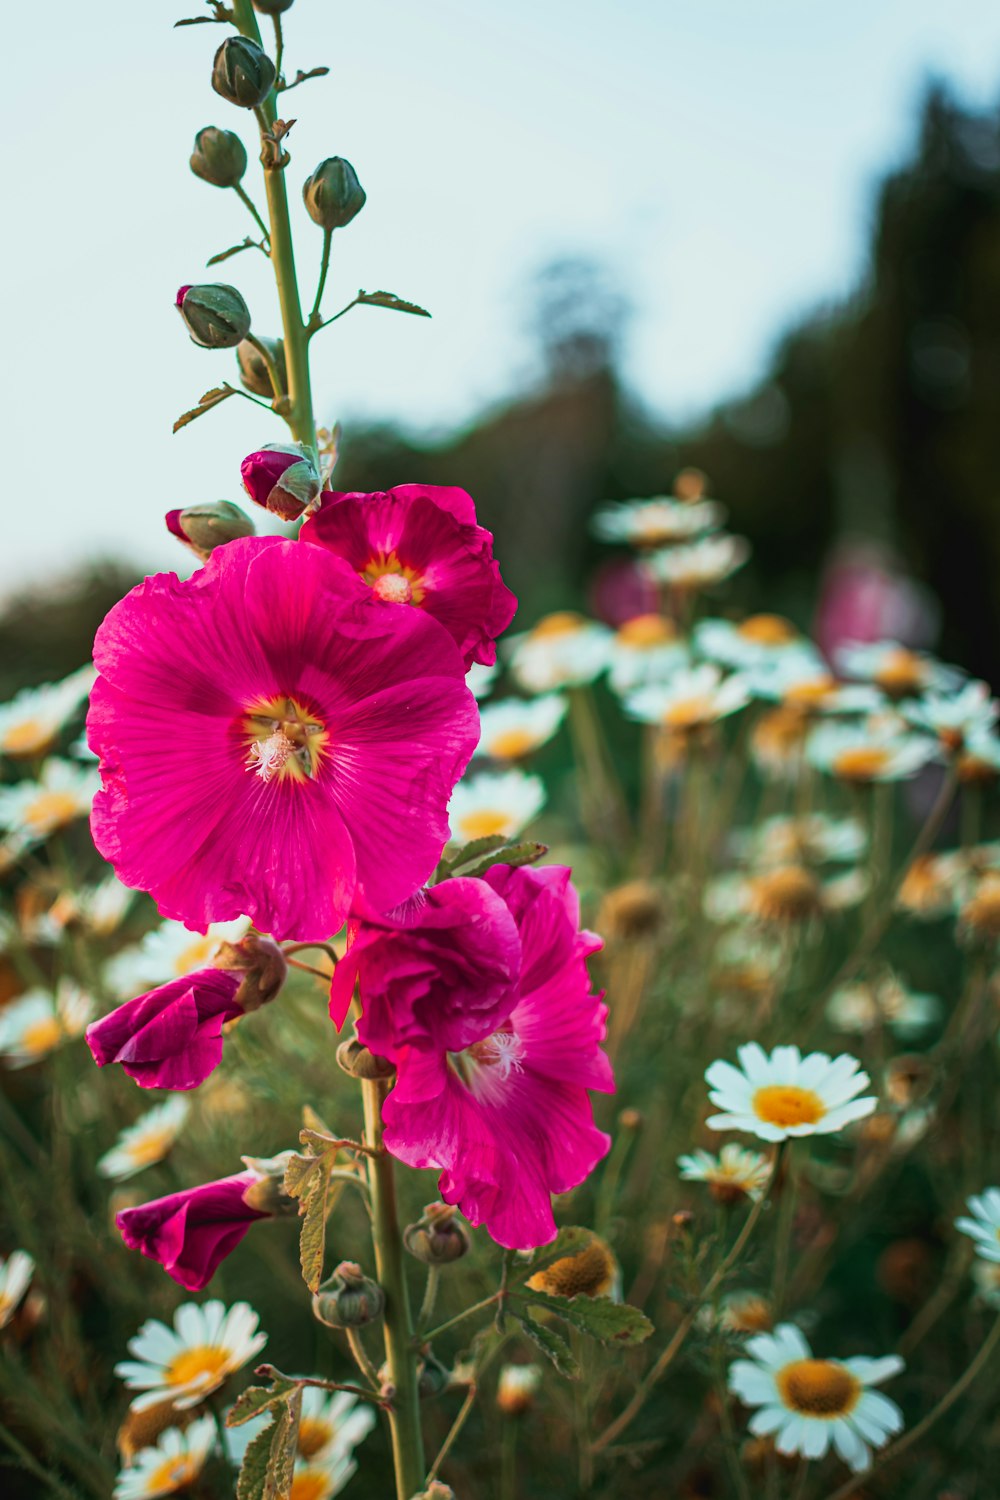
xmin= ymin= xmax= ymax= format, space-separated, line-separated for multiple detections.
xmin=782 ymin=676 xmax=836 ymax=708
xmin=874 ymin=650 xmax=924 ymax=696
xmin=753 ymin=707 xmax=809 ymax=761
xmin=457 ymin=809 xmax=513 ymax=840
xmin=243 ymin=695 xmax=328 ymax=784
xmin=832 ymin=746 xmax=892 ymax=781
xmin=961 ymin=878 xmax=1000 ymax=937
xmin=297 ymin=1418 xmax=335 ymax=1461
xmin=164 ymin=1345 xmax=231 ymax=1391
xmin=776 ymin=1359 xmax=861 ymax=1417
xmin=488 ymin=728 xmax=538 ymax=759
xmin=290 ymin=1469 xmax=334 ymax=1500
xmin=897 ymin=854 xmax=946 ymax=912
xmin=362 ymin=550 xmax=425 ymax=605
xmin=530 ymin=611 xmax=585 ymax=639
xmin=2 ymin=719 xmax=53 ymax=757
xmin=174 ymin=935 xmax=224 ymax=976
xmin=662 ymin=694 xmax=715 ymax=729
xmin=616 ymin=613 xmax=676 ymax=647
xmin=738 ymin=614 xmax=797 ymax=645
xmin=753 ymin=1084 xmax=826 ymax=1128
xmin=526 ymin=1236 xmax=617 ymax=1299
xmin=721 ymin=1294 xmax=773 ymax=1332
xmin=23 ymin=791 xmax=80 ymax=832
xmin=148 ymin=1455 xmax=201 ymax=1495
xmin=674 ymin=467 xmax=707 ymax=501
xmin=749 ymin=866 xmax=822 ymax=923
xmin=126 ymin=1128 xmax=177 ymax=1167
xmin=21 ymin=1016 xmax=62 ymax=1055
xmin=958 ymin=752 xmax=998 ymax=785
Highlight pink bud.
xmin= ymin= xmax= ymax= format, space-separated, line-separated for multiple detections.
xmin=175 ymin=285 xmax=192 ymax=308
xmin=240 ymin=444 xmax=321 ymax=522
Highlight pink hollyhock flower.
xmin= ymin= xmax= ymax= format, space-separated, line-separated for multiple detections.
xmin=88 ymin=537 xmax=479 ymax=941
xmin=86 ymin=968 xmax=244 ymax=1090
xmin=376 ymin=864 xmax=614 ymax=1249
xmin=117 ymin=1172 xmax=268 ymax=1290
xmin=300 ymin=484 xmax=517 ymax=668
xmin=329 ymin=877 xmax=521 ymax=1053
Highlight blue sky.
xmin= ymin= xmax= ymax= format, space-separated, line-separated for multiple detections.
xmin=7 ymin=0 xmax=1000 ymax=588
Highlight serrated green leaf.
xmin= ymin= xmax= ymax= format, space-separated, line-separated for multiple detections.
xmin=357 ymin=289 xmax=431 ymax=318
xmin=282 ymin=1150 xmax=321 ymax=1198
xmin=517 ymin=1291 xmax=653 ymax=1346
xmin=444 ymin=834 xmax=510 ymax=875
xmin=226 ymin=1377 xmax=298 ymax=1427
xmin=302 ymin=1105 xmax=333 ymax=1137
xmin=264 ymin=1389 xmax=301 ymax=1500
xmin=172 ymin=384 xmax=236 ymax=433
xmin=236 ymin=1415 xmax=277 ymax=1500
xmin=516 ymin=1225 xmax=595 ymax=1283
xmin=174 ymin=16 xmax=216 ymax=24
xmin=457 ymin=842 xmax=549 ymax=880
xmin=515 ymin=1310 xmax=581 ymax=1378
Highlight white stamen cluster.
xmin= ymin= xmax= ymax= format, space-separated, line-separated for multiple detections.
xmin=247 ymin=730 xmax=295 ymax=782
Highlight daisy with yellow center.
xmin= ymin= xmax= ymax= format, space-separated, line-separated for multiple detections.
xmin=958 ymin=873 xmax=1000 ymax=941
xmin=896 ymin=851 xmax=961 ymax=919
xmin=506 ymin=612 xmax=612 ymax=693
xmin=624 ymin=663 xmax=749 ymax=735
xmin=592 ymin=495 xmax=724 ymax=548
xmin=646 ymin=532 xmax=750 ymax=589
xmin=695 ymin=614 xmax=803 ymax=671
xmin=732 ymin=814 xmax=867 ymax=868
xmin=0 ymin=982 xmax=92 ymax=1069
xmin=113 ymin=1418 xmax=216 ymax=1500
xmin=677 ymin=1143 xmax=772 ymax=1203
xmin=448 ymin=770 xmax=545 ymax=845
xmin=607 ymin=614 xmax=690 ymax=694
xmin=496 ymin=1363 xmax=543 ymax=1416
xmin=748 ymin=653 xmax=883 ymax=717
xmin=836 ymin=639 xmax=961 ymax=698
xmin=105 ymin=917 xmax=252 ymax=998
xmin=826 ymin=975 xmax=941 ymax=1039
xmin=98 ymin=1098 xmax=192 ymax=1182
xmin=225 ymin=1390 xmax=373 ymax=1490
xmin=0 ymin=665 xmax=95 ymax=761
xmin=0 ymin=758 xmax=100 ymax=848
xmin=475 ymin=695 xmax=567 ymax=762
xmin=0 ymin=1250 xmax=34 ymax=1329
xmin=807 ymin=721 xmax=936 ymax=783
xmin=116 ymin=1300 xmax=266 ymax=1412
xmin=729 ymin=1323 xmax=904 ymax=1472
xmin=704 ymin=866 xmax=867 ymax=928
xmin=705 ymin=1043 xmax=877 ymax=1142
xmin=955 ymin=1188 xmax=1000 ymax=1263
xmin=902 ymin=680 xmax=998 ymax=752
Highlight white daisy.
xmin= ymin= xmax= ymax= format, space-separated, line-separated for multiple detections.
xmin=496 ymin=1363 xmax=543 ymax=1416
xmin=746 ymin=654 xmax=883 ymax=716
xmin=0 ymin=666 xmax=95 ymax=760
xmin=729 ymin=1323 xmax=904 ymax=1473
xmin=475 ymin=695 xmax=567 ymax=762
xmin=592 ymin=495 xmax=724 ymax=548
xmin=448 ymin=770 xmax=545 ymax=845
xmin=624 ymin=663 xmax=749 ymax=733
xmin=105 ymin=917 xmax=252 ymax=997
xmin=704 ymin=865 xmax=868 ymax=927
xmin=807 ymin=721 xmax=937 ymax=783
xmin=730 ymin=815 xmax=868 ymax=869
xmin=0 ymin=759 xmax=100 ymax=847
xmin=114 ymin=1417 xmax=216 ymax=1500
xmin=506 ymin=612 xmax=612 ymax=693
xmin=835 ymin=640 xmax=962 ymax=697
xmin=466 ymin=661 xmax=498 ymax=701
xmin=958 ymin=731 xmax=1000 ymax=782
xmin=955 ymin=1188 xmax=1000 ymax=1264
xmin=694 ymin=615 xmax=805 ymax=671
xmin=705 ymin=1043 xmax=877 ymax=1142
xmin=902 ymin=679 xmax=999 ymax=751
xmin=826 ymin=976 xmax=941 ymax=1039
xmin=677 ymin=1144 xmax=772 ymax=1202
xmin=645 ymin=532 xmax=750 ymax=589
xmin=31 ymin=873 xmax=134 ymax=945
xmin=607 ymin=615 xmax=690 ymax=695
xmin=0 ymin=1250 xmax=35 ymax=1328
xmin=296 ymin=1387 xmax=376 ymax=1464
xmin=971 ymin=1258 xmax=1000 ymax=1309
xmin=0 ymin=982 xmax=92 ymax=1068
xmin=97 ymin=1097 xmax=192 ymax=1181
xmin=116 ymin=1300 xmax=267 ymax=1412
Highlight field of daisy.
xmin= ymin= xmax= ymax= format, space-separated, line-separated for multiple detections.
xmin=3 ymin=4 xmax=1000 ymax=1500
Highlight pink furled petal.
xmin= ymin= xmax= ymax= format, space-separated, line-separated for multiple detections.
xmin=88 ymin=537 xmax=478 ymax=940
xmin=331 ymin=877 xmax=521 ymax=1050
xmin=165 ymin=510 xmax=186 ymax=541
xmin=116 ymin=1172 xmax=267 ymax=1290
xmin=86 ymin=969 xmax=242 ymax=1090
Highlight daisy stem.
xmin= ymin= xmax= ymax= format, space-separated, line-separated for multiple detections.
xmin=345 ymin=1328 xmax=381 ymax=1392
xmin=360 ymin=1077 xmax=425 ymax=1500
xmin=821 ymin=1311 xmax=1000 ymax=1500
xmin=231 ymin=0 xmax=318 ymax=463
xmin=769 ymin=1141 xmax=797 ymax=1318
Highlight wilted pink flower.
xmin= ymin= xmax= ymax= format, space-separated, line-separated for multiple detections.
xmin=86 ymin=968 xmax=244 ymax=1090
xmin=329 ymin=877 xmax=521 ymax=1052
xmin=88 ymin=537 xmax=478 ymax=941
xmin=240 ymin=444 xmax=320 ymax=522
xmin=377 ymin=864 xmax=613 ymax=1249
xmin=301 ymin=484 xmax=516 ymax=668
xmin=117 ymin=1172 xmax=268 ymax=1290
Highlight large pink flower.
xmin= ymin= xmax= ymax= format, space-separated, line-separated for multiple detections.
xmin=88 ymin=537 xmax=479 ymax=941
xmin=117 ymin=1172 xmax=268 ymax=1290
xmin=378 ymin=864 xmax=613 ymax=1249
xmin=86 ymin=968 xmax=243 ymax=1090
xmin=300 ymin=484 xmax=517 ymax=668
xmin=329 ymin=877 xmax=521 ymax=1052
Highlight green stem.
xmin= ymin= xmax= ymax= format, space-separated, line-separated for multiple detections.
xmin=770 ymin=1141 xmax=797 ymax=1319
xmin=232 ymin=0 xmax=317 ymax=461
xmin=361 ymin=1078 xmax=425 ymax=1500
xmin=308 ymin=228 xmax=333 ymax=328
xmin=233 ymin=182 xmax=271 ymax=244
xmin=271 ymin=12 xmax=284 ymax=84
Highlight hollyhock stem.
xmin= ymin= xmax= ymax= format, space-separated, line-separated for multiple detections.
xmin=360 ymin=1077 xmax=425 ymax=1500
xmin=231 ymin=0 xmax=317 ymax=461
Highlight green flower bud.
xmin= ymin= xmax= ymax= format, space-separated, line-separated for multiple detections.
xmin=214 ymin=932 xmax=288 ymax=1012
xmin=336 ymin=1035 xmax=396 ymax=1081
xmin=176 ymin=283 xmax=251 ymax=349
xmin=166 ymin=501 xmax=256 ymax=561
xmin=252 ymin=0 xmax=295 ymax=11
xmin=302 ymin=157 xmax=366 ymax=231
xmin=239 ymin=1152 xmax=299 ymax=1215
xmin=403 ymin=1204 xmax=470 ymax=1266
xmin=212 ymin=37 xmax=276 ymax=110
xmin=237 ymin=336 xmax=287 ymax=398
xmin=312 ymin=1262 xmax=385 ymax=1329
xmin=190 ymin=126 xmax=248 ymax=189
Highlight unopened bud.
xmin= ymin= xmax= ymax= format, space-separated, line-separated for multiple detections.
xmin=496 ymin=1363 xmax=541 ymax=1417
xmin=176 ymin=283 xmax=251 ymax=349
xmin=212 ymin=37 xmax=276 ymax=110
xmin=240 ymin=443 xmax=321 ymax=522
xmin=418 ymin=1353 xmax=450 ymax=1401
xmin=166 ymin=501 xmax=256 ymax=561
xmin=312 ymin=1261 xmax=385 ymax=1329
xmin=302 ymin=157 xmax=366 ymax=230
xmin=190 ymin=126 xmax=248 ymax=188
xmin=253 ymin=0 xmax=295 ymax=11
xmin=239 ymin=1152 xmax=299 ymax=1215
xmin=237 ymin=336 xmax=287 ymax=398
xmin=336 ymin=1035 xmax=396 ymax=1081
xmin=404 ymin=1203 xmax=470 ymax=1266
xmin=214 ymin=933 xmax=288 ymax=1012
